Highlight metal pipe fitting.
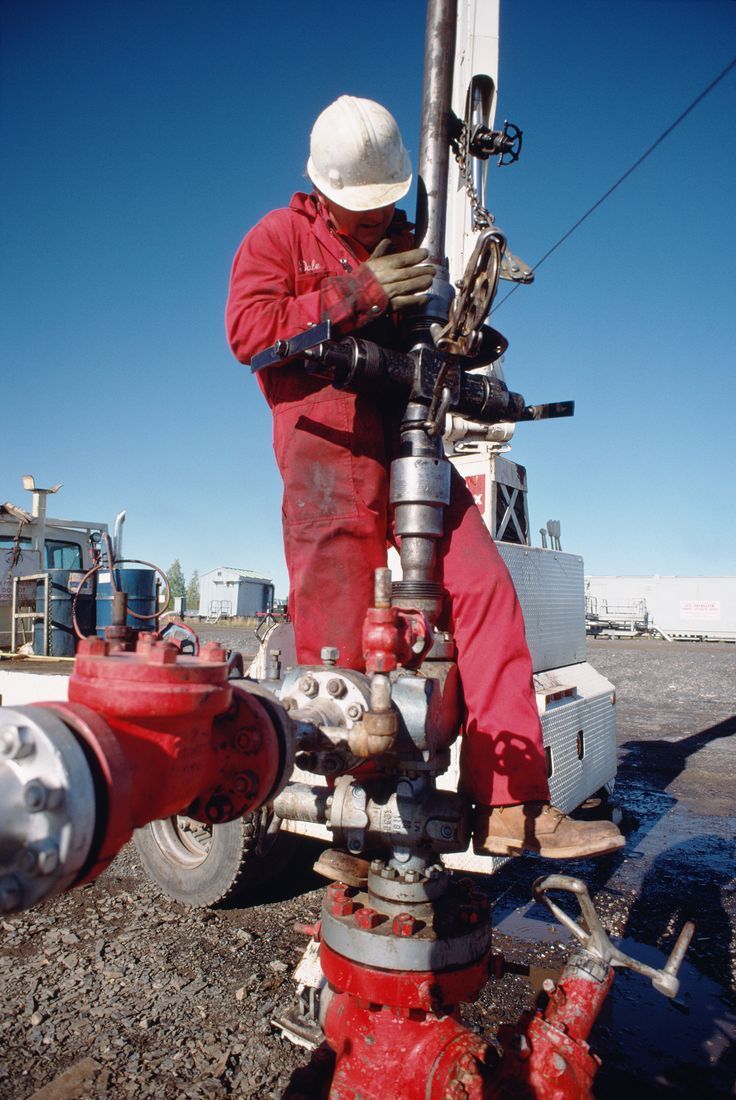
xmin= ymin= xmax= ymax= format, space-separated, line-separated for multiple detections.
xmin=0 ymin=707 xmax=97 ymax=914
xmin=415 ymin=0 xmax=458 ymax=267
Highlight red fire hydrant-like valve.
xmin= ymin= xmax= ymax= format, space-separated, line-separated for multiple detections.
xmin=0 ymin=633 xmax=293 ymax=914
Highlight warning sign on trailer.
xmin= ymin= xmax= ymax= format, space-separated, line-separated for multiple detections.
xmin=680 ymin=600 xmax=721 ymax=620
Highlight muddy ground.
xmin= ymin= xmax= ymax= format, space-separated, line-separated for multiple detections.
xmin=1 ymin=636 xmax=734 ymax=1098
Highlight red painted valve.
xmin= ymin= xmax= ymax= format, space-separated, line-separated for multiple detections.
xmin=0 ymin=633 xmax=293 ymax=913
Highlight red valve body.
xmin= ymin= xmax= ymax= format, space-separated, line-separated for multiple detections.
xmin=490 ymin=963 xmax=613 ymax=1099
xmin=35 ymin=634 xmax=290 ymax=884
xmin=320 ymin=942 xmax=494 ymax=1100
xmin=362 ymin=606 xmax=432 ymax=673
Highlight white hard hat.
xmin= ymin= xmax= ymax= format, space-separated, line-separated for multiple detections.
xmin=307 ymin=96 xmax=412 ymax=212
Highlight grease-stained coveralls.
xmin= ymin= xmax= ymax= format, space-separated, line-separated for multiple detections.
xmin=226 ymin=191 xmax=549 ymax=807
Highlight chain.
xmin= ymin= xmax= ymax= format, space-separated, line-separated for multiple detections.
xmin=452 ymin=122 xmax=493 ymax=232
xmin=451 ymin=124 xmax=534 ymax=286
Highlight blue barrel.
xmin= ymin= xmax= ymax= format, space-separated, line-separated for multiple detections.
xmin=34 ymin=570 xmax=95 ymax=657
xmin=96 ymin=568 xmax=157 ymax=636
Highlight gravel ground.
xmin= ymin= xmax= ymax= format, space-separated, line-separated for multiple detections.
xmin=1 ymin=636 xmax=735 ymax=1098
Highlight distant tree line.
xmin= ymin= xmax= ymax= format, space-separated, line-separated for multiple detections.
xmin=166 ymin=559 xmax=199 ymax=611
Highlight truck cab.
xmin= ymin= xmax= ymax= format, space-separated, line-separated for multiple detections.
xmin=0 ymin=476 xmax=118 ymax=658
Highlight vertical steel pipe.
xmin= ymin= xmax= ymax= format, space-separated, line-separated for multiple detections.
xmin=415 ymin=0 xmax=458 ymax=266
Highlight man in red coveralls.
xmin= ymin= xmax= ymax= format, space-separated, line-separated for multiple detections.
xmin=227 ymin=96 xmax=623 ymax=860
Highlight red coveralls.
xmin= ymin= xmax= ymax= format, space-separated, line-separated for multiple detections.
xmin=226 ymin=191 xmax=550 ymax=807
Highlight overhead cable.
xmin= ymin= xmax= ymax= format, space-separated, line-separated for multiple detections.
xmin=492 ymin=55 xmax=736 ymax=312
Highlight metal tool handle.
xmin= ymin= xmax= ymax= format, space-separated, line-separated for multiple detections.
xmin=533 ymin=874 xmax=694 ymax=999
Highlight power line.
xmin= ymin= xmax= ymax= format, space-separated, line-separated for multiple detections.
xmin=493 ymin=55 xmax=736 ymax=312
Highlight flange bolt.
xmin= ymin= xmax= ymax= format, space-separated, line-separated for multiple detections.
xmin=332 ymin=898 xmax=356 ymax=917
xmin=299 ymin=677 xmax=319 ymax=698
xmin=392 ymin=913 xmax=417 ymax=937
xmin=22 ymin=781 xmax=62 ymax=814
xmin=0 ymin=725 xmax=35 ymax=760
xmin=354 ymin=907 xmax=379 ymax=929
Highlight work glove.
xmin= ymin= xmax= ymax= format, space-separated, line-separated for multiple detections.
xmin=364 ymin=240 xmax=435 ymax=312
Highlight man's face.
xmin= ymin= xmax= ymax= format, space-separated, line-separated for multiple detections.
xmin=322 ymin=197 xmax=395 ymax=252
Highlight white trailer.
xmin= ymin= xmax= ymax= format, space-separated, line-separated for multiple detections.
xmin=586 ymin=574 xmax=736 ymax=642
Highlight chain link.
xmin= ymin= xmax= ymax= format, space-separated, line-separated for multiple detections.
xmin=452 ymin=122 xmax=494 ymax=232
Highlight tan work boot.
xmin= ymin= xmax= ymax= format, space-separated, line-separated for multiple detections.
xmin=473 ymin=802 xmax=624 ymax=859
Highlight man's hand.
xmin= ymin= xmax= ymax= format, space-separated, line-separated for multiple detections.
xmin=364 ymin=240 xmax=435 ymax=312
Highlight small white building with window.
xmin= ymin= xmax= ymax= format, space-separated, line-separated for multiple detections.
xmin=199 ymin=567 xmax=274 ymax=620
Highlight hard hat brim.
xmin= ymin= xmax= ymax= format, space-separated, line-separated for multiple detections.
xmin=308 ymin=158 xmax=412 ymax=212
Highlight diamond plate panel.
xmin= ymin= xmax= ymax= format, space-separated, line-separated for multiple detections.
xmin=441 ymin=660 xmax=616 ymax=873
xmin=497 ymin=544 xmax=587 ymax=673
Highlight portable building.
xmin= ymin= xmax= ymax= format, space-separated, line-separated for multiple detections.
xmin=199 ymin=567 xmax=274 ymax=620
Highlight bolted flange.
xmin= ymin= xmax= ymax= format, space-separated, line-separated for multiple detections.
xmin=0 ymin=706 xmax=96 ymax=913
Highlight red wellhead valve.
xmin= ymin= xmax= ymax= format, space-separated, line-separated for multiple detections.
xmin=0 ymin=634 xmax=294 ymax=916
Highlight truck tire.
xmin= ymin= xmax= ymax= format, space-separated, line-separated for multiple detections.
xmin=133 ymin=810 xmax=292 ymax=908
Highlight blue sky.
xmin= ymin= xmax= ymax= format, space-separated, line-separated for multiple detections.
xmin=2 ymin=0 xmax=734 ymax=597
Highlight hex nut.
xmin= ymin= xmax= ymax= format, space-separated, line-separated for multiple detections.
xmin=354 ymin=907 xmax=379 ymax=930
xmin=332 ymin=899 xmax=356 ymax=918
xmin=346 ymin=704 xmax=363 ymax=720
xmin=299 ymin=677 xmax=319 ymax=698
xmin=0 ymin=725 xmax=35 ymax=760
xmin=392 ymin=913 xmax=417 ymax=937
xmin=23 ymin=780 xmax=49 ymax=813
xmin=326 ymin=678 xmax=346 ymax=699
xmin=320 ymin=647 xmax=340 ymax=665
xmin=21 ymin=781 xmax=63 ymax=814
